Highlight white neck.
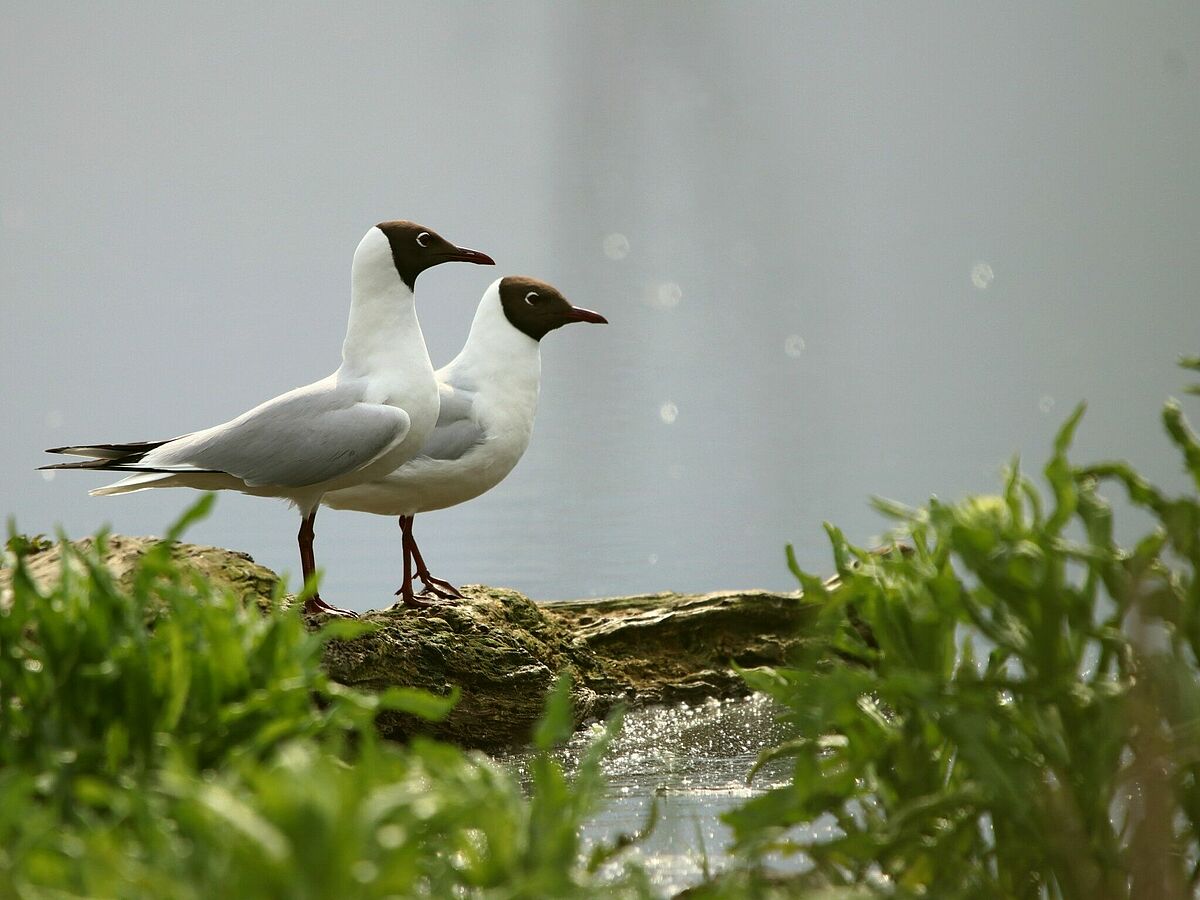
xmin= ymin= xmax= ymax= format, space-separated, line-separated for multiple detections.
xmin=444 ymin=280 xmax=541 ymax=391
xmin=339 ymin=228 xmax=432 ymax=384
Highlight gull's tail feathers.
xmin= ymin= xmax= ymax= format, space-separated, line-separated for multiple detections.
xmin=44 ymin=439 xmax=175 ymax=460
xmin=40 ymin=436 xmax=227 ymax=495
xmin=90 ymin=472 xmax=178 ymax=496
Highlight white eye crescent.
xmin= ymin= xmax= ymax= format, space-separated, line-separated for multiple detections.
xmin=524 ymin=292 xmax=539 ymax=306
xmin=416 ymin=232 xmax=431 ymax=248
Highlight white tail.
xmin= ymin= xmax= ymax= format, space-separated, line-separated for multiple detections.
xmin=90 ymin=472 xmax=176 ymax=496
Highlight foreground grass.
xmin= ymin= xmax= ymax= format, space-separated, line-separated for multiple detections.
xmin=700 ymin=360 xmax=1200 ymax=899
xmin=1 ymin=496 xmax=649 ymax=899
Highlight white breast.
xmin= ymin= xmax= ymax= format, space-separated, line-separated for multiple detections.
xmin=325 ymin=377 xmax=535 ymax=516
xmin=323 ymin=279 xmax=543 ymax=518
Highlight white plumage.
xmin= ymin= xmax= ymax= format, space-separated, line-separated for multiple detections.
xmin=323 ymin=275 xmax=606 ymax=605
xmin=45 ymin=222 xmax=494 ymax=615
xmin=325 ymin=279 xmax=540 ymax=518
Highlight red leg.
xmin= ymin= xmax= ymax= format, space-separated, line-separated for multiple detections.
xmin=298 ymin=508 xmax=356 ymax=618
xmin=394 ymin=516 xmax=434 ymax=609
xmin=407 ymin=516 xmax=464 ymax=600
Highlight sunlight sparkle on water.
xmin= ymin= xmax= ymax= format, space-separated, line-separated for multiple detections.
xmin=1039 ymin=395 xmax=1055 ymax=414
xmin=499 ymin=694 xmax=804 ymax=896
xmin=784 ymin=334 xmax=806 ymax=357
xmin=970 ymin=261 xmax=995 ymax=290
xmin=655 ymin=282 xmax=682 ymax=308
xmin=659 ymin=401 xmax=679 ymax=424
xmin=603 ymin=233 xmax=630 ymax=260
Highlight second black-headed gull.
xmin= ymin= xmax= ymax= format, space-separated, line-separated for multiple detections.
xmin=322 ymin=276 xmax=607 ymax=608
xmin=42 ymin=221 xmax=495 ymax=616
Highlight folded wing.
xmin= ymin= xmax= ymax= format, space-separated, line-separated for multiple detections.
xmin=45 ymin=377 xmax=412 ymax=489
xmin=416 ymin=383 xmax=486 ymax=462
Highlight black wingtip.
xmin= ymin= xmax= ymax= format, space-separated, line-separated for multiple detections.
xmin=37 ymin=461 xmax=227 ymax=475
xmin=38 ymin=459 xmax=113 ymax=472
xmin=41 ymin=439 xmax=173 ymax=463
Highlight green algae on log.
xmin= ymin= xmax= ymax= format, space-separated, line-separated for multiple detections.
xmin=1 ymin=535 xmax=281 ymax=614
xmin=4 ymin=538 xmax=816 ymax=749
xmin=324 ymin=588 xmax=817 ymax=748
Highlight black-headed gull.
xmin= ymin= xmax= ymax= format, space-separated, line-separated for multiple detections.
xmin=323 ymin=276 xmax=606 ymax=608
xmin=42 ymin=221 xmax=495 ymax=616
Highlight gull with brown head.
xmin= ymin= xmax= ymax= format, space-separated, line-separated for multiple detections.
xmin=323 ymin=275 xmax=607 ymax=607
xmin=42 ymin=221 xmax=495 ymax=616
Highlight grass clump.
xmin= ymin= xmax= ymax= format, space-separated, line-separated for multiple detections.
xmin=0 ymin=495 xmax=402 ymax=783
xmin=0 ymin=495 xmax=647 ymax=898
xmin=713 ymin=368 xmax=1200 ymax=899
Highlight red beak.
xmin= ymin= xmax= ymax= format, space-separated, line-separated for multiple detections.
xmin=446 ymin=246 xmax=496 ymax=266
xmin=562 ymin=305 xmax=608 ymax=324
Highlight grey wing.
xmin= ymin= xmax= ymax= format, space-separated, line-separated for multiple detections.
xmin=147 ymin=380 xmax=411 ymax=487
xmin=417 ymin=383 xmax=486 ymax=462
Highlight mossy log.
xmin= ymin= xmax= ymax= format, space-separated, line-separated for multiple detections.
xmin=6 ymin=537 xmax=816 ymax=749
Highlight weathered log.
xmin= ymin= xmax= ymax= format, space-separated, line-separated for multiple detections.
xmin=6 ymin=538 xmax=815 ymax=748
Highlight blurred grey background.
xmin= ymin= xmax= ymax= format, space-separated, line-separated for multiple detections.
xmin=3 ymin=3 xmax=1198 ymax=609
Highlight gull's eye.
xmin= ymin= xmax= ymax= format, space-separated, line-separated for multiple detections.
xmin=524 ymin=291 xmax=540 ymax=306
xmin=416 ymin=232 xmax=431 ymax=248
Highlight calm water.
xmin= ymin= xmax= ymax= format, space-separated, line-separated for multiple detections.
xmin=5 ymin=5 xmax=1199 ymax=611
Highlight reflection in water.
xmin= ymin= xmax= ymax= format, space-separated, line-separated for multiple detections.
xmin=502 ymin=694 xmax=835 ymax=896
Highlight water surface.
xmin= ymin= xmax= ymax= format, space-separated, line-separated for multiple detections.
xmin=503 ymin=694 xmax=832 ymax=896
xmin=5 ymin=4 xmax=1199 ymax=609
